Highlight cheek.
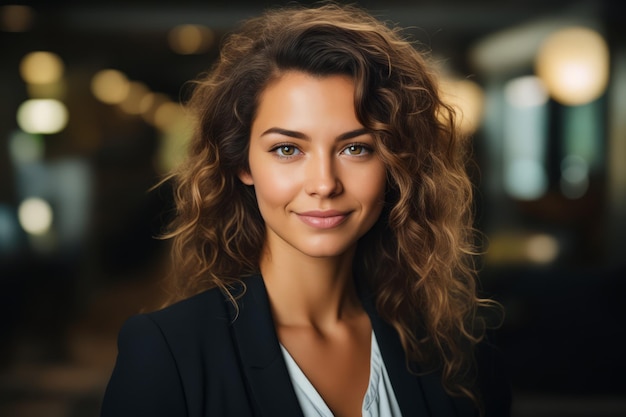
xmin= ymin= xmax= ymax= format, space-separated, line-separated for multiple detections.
xmin=370 ymin=177 xmax=387 ymax=215
xmin=358 ymin=165 xmax=387 ymax=205
xmin=251 ymin=165 xmax=300 ymax=207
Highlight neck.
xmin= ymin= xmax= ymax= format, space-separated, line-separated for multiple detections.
xmin=259 ymin=245 xmax=362 ymax=331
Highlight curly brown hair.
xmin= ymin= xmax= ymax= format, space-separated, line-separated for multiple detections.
xmin=162 ymin=2 xmax=499 ymax=404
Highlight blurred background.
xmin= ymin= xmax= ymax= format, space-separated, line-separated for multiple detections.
xmin=0 ymin=0 xmax=624 ymax=416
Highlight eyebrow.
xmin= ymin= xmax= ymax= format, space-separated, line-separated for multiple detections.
xmin=260 ymin=127 xmax=370 ymax=141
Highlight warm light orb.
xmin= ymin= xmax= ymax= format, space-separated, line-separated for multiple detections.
xmin=19 ymin=51 xmax=64 ymax=85
xmin=119 ymin=81 xmax=150 ymax=115
xmin=153 ymin=101 xmax=185 ymax=131
xmin=139 ymin=92 xmax=170 ymax=125
xmin=91 ymin=69 xmax=130 ymax=104
xmin=168 ymin=24 xmax=215 ymax=55
xmin=526 ymin=234 xmax=559 ymax=264
xmin=535 ymin=26 xmax=609 ymax=106
xmin=18 ymin=197 xmax=53 ymax=235
xmin=439 ymin=78 xmax=485 ymax=135
xmin=17 ymin=99 xmax=69 ymax=134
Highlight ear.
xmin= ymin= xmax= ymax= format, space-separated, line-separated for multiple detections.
xmin=238 ymin=170 xmax=254 ymax=185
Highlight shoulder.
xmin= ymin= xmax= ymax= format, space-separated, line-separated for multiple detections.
xmin=103 ymin=294 xmax=230 ymax=417
xmin=103 ymin=277 xmax=267 ymax=417
xmin=149 ymin=286 xmax=231 ymax=327
xmin=126 ymin=276 xmax=262 ymax=347
xmin=475 ymin=337 xmax=512 ymax=417
xmin=115 ymin=286 xmax=232 ymax=357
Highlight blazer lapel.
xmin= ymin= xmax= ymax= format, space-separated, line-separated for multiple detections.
xmin=362 ymin=294 xmax=475 ymax=417
xmin=227 ymin=275 xmax=304 ymax=417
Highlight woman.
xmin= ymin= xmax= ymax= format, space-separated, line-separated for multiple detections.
xmin=101 ymin=3 xmax=510 ymax=417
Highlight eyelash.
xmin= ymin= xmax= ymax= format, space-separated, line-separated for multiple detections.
xmin=269 ymin=142 xmax=373 ymax=159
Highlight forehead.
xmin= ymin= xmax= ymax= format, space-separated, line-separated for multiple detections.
xmin=258 ymin=70 xmax=355 ymax=102
xmin=252 ymin=71 xmax=359 ymax=130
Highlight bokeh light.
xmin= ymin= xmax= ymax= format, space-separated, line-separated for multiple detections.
xmin=18 ymin=197 xmax=53 ymax=236
xmin=560 ymin=155 xmax=590 ymax=199
xmin=505 ymin=159 xmax=548 ymax=200
xmin=440 ymin=78 xmax=485 ymax=135
xmin=139 ymin=92 xmax=171 ymax=125
xmin=526 ymin=233 xmax=560 ymax=264
xmin=535 ymin=26 xmax=609 ymax=106
xmin=167 ymin=24 xmax=215 ymax=55
xmin=504 ymin=75 xmax=549 ymax=108
xmin=118 ymin=81 xmax=150 ymax=115
xmin=91 ymin=69 xmax=130 ymax=104
xmin=153 ymin=101 xmax=185 ymax=132
xmin=17 ymin=99 xmax=69 ymax=134
xmin=19 ymin=51 xmax=64 ymax=85
xmin=485 ymin=232 xmax=560 ymax=265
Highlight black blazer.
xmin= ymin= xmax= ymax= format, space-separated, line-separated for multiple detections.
xmin=101 ymin=274 xmax=511 ymax=416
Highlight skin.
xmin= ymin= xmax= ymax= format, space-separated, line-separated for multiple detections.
xmin=239 ymin=71 xmax=387 ymax=417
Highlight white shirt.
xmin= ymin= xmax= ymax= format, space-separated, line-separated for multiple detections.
xmin=279 ymin=331 xmax=403 ymax=417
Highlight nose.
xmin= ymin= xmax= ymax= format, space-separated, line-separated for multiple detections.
xmin=304 ymin=152 xmax=343 ymax=198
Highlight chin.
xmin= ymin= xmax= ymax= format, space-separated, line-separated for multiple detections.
xmin=295 ymin=242 xmax=355 ymax=259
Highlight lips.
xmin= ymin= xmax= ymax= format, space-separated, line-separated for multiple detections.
xmin=296 ymin=210 xmax=350 ymax=229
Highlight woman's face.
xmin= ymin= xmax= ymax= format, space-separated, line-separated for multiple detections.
xmin=240 ymin=71 xmax=386 ymax=259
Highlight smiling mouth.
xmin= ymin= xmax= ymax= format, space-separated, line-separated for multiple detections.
xmin=296 ymin=211 xmax=350 ymax=229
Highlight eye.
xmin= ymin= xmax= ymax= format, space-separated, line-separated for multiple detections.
xmin=272 ymin=145 xmax=301 ymax=157
xmin=342 ymin=144 xmax=371 ymax=156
